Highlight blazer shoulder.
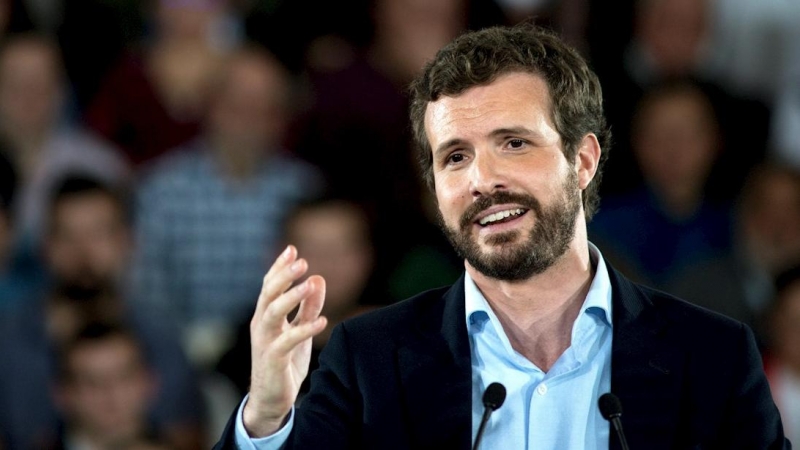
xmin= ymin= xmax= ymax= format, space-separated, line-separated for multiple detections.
xmin=642 ymin=282 xmax=747 ymax=331
xmin=341 ymin=283 xmax=457 ymax=338
xmin=612 ymin=265 xmax=751 ymax=341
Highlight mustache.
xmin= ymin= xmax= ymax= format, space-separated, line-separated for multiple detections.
xmin=459 ymin=191 xmax=542 ymax=231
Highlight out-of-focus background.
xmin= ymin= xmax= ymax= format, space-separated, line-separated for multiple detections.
xmin=0 ymin=0 xmax=799 ymax=448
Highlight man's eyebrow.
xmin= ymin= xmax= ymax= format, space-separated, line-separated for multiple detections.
xmin=489 ymin=126 xmax=540 ymax=138
xmin=434 ymin=138 xmax=467 ymax=158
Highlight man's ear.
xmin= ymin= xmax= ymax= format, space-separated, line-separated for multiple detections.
xmin=575 ymin=133 xmax=601 ymax=190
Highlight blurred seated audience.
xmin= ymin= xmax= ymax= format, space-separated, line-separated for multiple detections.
xmin=130 ymin=44 xmax=324 ymax=367
xmin=589 ymin=78 xmax=733 ymax=289
xmin=667 ymin=163 xmax=800 ymax=346
xmin=763 ymin=263 xmax=800 ymax=446
xmin=83 ymin=0 xmax=242 ymax=167
xmin=0 ymin=175 xmax=205 ymax=450
xmin=597 ymin=0 xmax=770 ymax=199
xmin=0 ymin=32 xmax=130 ymax=257
xmin=51 ymin=322 xmax=175 ymax=450
xmin=215 ymin=196 xmax=383 ymax=401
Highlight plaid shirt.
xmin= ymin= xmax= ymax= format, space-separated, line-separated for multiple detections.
xmin=130 ymin=140 xmax=324 ymax=327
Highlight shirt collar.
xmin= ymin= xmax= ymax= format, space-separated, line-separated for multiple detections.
xmin=465 ymin=242 xmax=613 ymax=332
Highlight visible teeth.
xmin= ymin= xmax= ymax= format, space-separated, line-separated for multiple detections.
xmin=479 ymin=208 xmax=525 ymax=226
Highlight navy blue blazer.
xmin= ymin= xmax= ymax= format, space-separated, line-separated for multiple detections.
xmin=215 ymin=263 xmax=789 ymax=449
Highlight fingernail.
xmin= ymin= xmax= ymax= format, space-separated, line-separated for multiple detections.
xmin=298 ymin=281 xmax=309 ymax=293
xmin=282 ymin=245 xmax=292 ymax=260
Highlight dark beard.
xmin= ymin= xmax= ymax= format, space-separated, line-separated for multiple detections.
xmin=437 ymin=171 xmax=581 ymax=281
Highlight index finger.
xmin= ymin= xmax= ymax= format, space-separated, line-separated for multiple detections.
xmin=253 ymin=245 xmax=300 ymax=320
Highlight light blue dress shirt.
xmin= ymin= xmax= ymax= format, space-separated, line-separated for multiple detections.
xmin=234 ymin=244 xmax=613 ymax=449
xmin=467 ymin=243 xmax=613 ymax=449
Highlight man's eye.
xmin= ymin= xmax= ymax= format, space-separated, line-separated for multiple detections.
xmin=508 ymin=139 xmax=526 ymax=149
xmin=448 ymin=153 xmax=465 ymax=164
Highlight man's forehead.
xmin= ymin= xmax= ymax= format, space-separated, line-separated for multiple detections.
xmin=424 ymin=72 xmax=550 ymax=115
xmin=423 ymin=72 xmax=554 ymax=140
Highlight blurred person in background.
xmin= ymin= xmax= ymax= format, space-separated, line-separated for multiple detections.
xmin=130 ymin=44 xmax=324 ymax=368
xmin=597 ymin=0 xmax=771 ymax=200
xmin=83 ymin=0 xmax=242 ymax=167
xmin=667 ymin=163 xmax=800 ymax=347
xmin=0 ymin=175 xmax=205 ymax=450
xmin=215 ymin=196 xmax=383 ymax=399
xmin=598 ymin=0 xmax=715 ymax=191
xmin=764 ymin=263 xmax=800 ymax=446
xmin=283 ymin=198 xmax=381 ymax=352
xmin=589 ymin=78 xmax=733 ymax=290
xmin=0 ymin=33 xmax=130 ymax=257
xmin=51 ymin=322 xmax=173 ymax=450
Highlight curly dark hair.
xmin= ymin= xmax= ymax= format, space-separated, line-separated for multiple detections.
xmin=408 ymin=23 xmax=611 ymax=220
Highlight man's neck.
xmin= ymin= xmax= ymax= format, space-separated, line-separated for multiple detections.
xmin=467 ymin=241 xmax=595 ymax=372
xmin=209 ymin=138 xmax=265 ymax=181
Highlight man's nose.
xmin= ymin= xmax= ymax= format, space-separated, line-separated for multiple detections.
xmin=469 ymin=150 xmax=507 ymax=198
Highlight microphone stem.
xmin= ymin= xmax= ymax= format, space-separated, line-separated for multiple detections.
xmin=612 ymin=418 xmax=630 ymax=450
xmin=472 ymin=408 xmax=492 ymax=450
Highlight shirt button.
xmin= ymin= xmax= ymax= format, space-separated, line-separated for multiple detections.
xmin=536 ymin=383 xmax=548 ymax=395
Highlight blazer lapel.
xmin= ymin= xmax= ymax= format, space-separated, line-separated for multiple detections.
xmin=397 ymin=277 xmax=473 ymax=450
xmin=609 ymin=266 xmax=685 ymax=450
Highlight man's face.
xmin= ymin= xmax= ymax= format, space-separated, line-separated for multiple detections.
xmin=287 ymin=204 xmax=373 ymax=317
xmin=640 ymin=0 xmax=709 ymax=75
xmin=745 ymin=172 xmax=800 ymax=272
xmin=0 ymin=40 xmax=62 ymax=135
xmin=209 ymin=55 xmax=286 ymax=152
xmin=425 ymin=72 xmax=585 ymax=281
xmin=45 ymin=193 xmax=130 ymax=294
xmin=59 ymin=336 xmax=155 ymax=443
xmin=633 ymin=90 xmax=718 ymax=194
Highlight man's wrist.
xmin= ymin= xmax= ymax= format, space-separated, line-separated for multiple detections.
xmin=242 ymin=397 xmax=291 ymax=438
xmin=235 ymin=395 xmax=294 ymax=449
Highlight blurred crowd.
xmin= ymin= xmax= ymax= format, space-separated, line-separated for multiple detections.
xmin=0 ymin=0 xmax=799 ymax=448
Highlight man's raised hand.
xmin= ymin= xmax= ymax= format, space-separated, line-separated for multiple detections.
xmin=242 ymin=245 xmax=327 ymax=437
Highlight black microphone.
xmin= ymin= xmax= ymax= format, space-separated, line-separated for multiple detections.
xmin=598 ymin=392 xmax=630 ymax=450
xmin=472 ymin=382 xmax=506 ymax=450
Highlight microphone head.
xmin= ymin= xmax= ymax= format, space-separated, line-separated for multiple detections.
xmin=598 ymin=393 xmax=623 ymax=421
xmin=482 ymin=382 xmax=506 ymax=411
